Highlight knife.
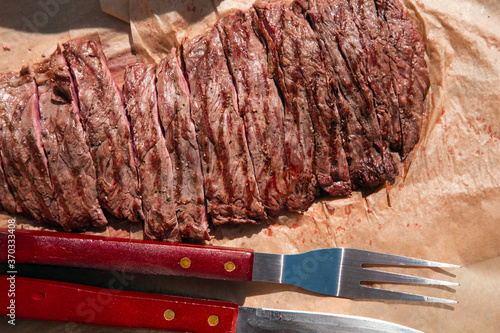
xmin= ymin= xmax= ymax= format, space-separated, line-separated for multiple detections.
xmin=0 ymin=275 xmax=421 ymax=332
xmin=0 ymin=228 xmax=458 ymax=302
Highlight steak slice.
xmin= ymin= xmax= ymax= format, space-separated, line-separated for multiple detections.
xmin=63 ymin=39 xmax=144 ymax=223
xmin=156 ymin=49 xmax=210 ymax=240
xmin=252 ymin=2 xmax=315 ymax=212
xmin=252 ymin=2 xmax=317 ymax=212
xmin=255 ymin=2 xmax=351 ymax=199
xmin=216 ymin=10 xmax=290 ymax=215
xmin=0 ymin=151 xmax=17 ymax=214
xmin=123 ymin=63 xmax=180 ymax=242
xmin=374 ymin=0 xmax=430 ymax=158
xmin=0 ymin=69 xmax=58 ymax=224
xmin=183 ymin=27 xmax=266 ymax=225
xmin=298 ymin=0 xmax=397 ymax=188
xmin=341 ymin=0 xmax=403 ymax=152
xmin=34 ymin=48 xmax=107 ymax=230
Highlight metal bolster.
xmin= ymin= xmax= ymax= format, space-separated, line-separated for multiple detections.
xmin=251 ymin=252 xmax=284 ymax=283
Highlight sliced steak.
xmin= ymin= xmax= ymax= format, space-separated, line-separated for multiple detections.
xmin=254 ymin=2 xmax=351 ymax=199
xmin=252 ymin=2 xmax=315 ymax=212
xmin=34 ymin=48 xmax=107 ymax=230
xmin=123 ymin=63 xmax=180 ymax=242
xmin=341 ymin=0 xmax=403 ymax=152
xmin=374 ymin=0 xmax=430 ymax=158
xmin=0 ymin=69 xmax=58 ymax=224
xmin=216 ymin=10 xmax=290 ymax=215
xmin=63 ymin=39 xmax=144 ymax=223
xmin=183 ymin=27 xmax=266 ymax=224
xmin=297 ymin=0 xmax=397 ymax=188
xmin=0 ymin=152 xmax=17 ymax=214
xmin=156 ymin=49 xmax=210 ymax=240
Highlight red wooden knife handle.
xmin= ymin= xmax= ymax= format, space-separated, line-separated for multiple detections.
xmin=0 ymin=228 xmax=254 ymax=281
xmin=0 ymin=275 xmax=239 ymax=332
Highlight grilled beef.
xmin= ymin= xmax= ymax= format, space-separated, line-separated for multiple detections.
xmin=0 ymin=69 xmax=58 ymax=224
xmin=374 ymin=0 xmax=430 ymax=158
xmin=156 ymin=49 xmax=210 ymax=240
xmin=252 ymin=2 xmax=317 ymax=212
xmin=216 ymin=10 xmax=290 ymax=215
xmin=254 ymin=1 xmax=352 ymax=200
xmin=183 ymin=27 xmax=266 ymax=224
xmin=0 ymin=151 xmax=17 ymax=214
xmin=63 ymin=39 xmax=144 ymax=223
xmin=0 ymin=0 xmax=428 ymax=240
xmin=297 ymin=0 xmax=398 ymax=188
xmin=34 ymin=48 xmax=107 ymax=230
xmin=342 ymin=0 xmax=403 ymax=152
xmin=124 ymin=63 xmax=180 ymax=241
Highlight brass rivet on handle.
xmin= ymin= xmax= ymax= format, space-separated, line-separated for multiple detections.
xmin=208 ymin=315 xmax=219 ymax=326
xmin=180 ymin=257 xmax=191 ymax=269
xmin=224 ymin=261 xmax=235 ymax=272
xmin=164 ymin=309 xmax=175 ymax=321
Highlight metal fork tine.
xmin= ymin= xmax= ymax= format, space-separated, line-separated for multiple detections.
xmin=351 ymin=249 xmax=461 ymax=268
xmin=352 ymin=286 xmax=458 ymax=304
xmin=360 ymin=268 xmax=460 ymax=286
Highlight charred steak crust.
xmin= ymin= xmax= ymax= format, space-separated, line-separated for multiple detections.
xmin=124 ymin=63 xmax=180 ymax=242
xmin=63 ymin=39 xmax=144 ymax=223
xmin=216 ymin=9 xmax=290 ymax=216
xmin=183 ymin=27 xmax=266 ymax=225
xmin=157 ymin=49 xmax=210 ymax=240
xmin=34 ymin=48 xmax=107 ymax=231
xmin=0 ymin=70 xmax=58 ymax=224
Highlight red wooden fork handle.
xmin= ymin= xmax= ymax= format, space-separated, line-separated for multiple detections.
xmin=0 ymin=228 xmax=254 ymax=281
xmin=0 ymin=275 xmax=239 ymax=332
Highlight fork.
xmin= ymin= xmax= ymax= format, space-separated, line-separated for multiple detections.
xmin=253 ymin=248 xmax=459 ymax=303
xmin=0 ymin=228 xmax=459 ymax=303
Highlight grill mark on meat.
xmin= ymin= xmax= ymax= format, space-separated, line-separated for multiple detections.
xmin=217 ymin=9 xmax=290 ymax=215
xmin=33 ymin=47 xmax=107 ymax=231
xmin=253 ymin=1 xmax=319 ymax=212
xmin=298 ymin=0 xmax=397 ymax=188
xmin=183 ymin=27 xmax=266 ymax=224
xmin=374 ymin=0 xmax=429 ymax=158
xmin=63 ymin=39 xmax=144 ymax=223
xmin=0 ymin=70 xmax=58 ymax=224
xmin=0 ymin=150 xmax=17 ymax=214
xmin=124 ymin=63 xmax=180 ymax=241
xmin=156 ymin=49 xmax=210 ymax=240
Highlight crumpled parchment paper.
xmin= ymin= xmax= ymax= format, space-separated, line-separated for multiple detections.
xmin=0 ymin=0 xmax=499 ymax=332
